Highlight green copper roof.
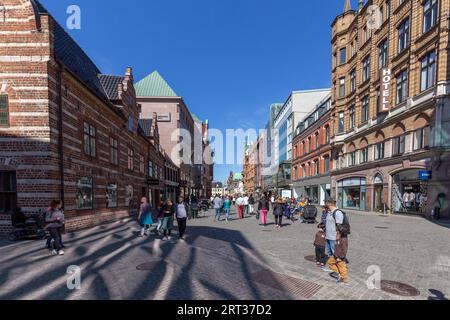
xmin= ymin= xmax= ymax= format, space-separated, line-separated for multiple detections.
xmin=134 ymin=71 xmax=178 ymax=97
xmin=191 ymin=113 xmax=202 ymax=123
xmin=233 ymin=173 xmax=243 ymax=181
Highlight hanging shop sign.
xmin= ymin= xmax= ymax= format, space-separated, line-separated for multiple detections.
xmin=380 ymin=68 xmax=391 ymax=113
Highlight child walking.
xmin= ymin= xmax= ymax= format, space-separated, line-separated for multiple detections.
xmin=326 ymin=229 xmax=349 ymax=286
xmin=314 ymin=223 xmax=327 ymax=266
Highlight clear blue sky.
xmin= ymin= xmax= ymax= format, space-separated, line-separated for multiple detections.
xmin=40 ymin=0 xmax=356 ymax=184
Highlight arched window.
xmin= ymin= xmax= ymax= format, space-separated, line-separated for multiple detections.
xmin=374 ymin=173 xmax=384 ymax=184
xmin=413 ymin=115 xmax=431 ymax=150
xmin=392 ymin=124 xmax=406 ymax=156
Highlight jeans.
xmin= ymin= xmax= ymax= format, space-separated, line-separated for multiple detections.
xmin=326 ymin=239 xmax=336 ymax=256
xmin=177 ymin=217 xmax=187 ymax=239
xmin=275 ymin=215 xmax=283 ymax=226
xmin=48 ymin=227 xmax=62 ymax=251
xmin=224 ymin=208 xmax=230 ymax=221
xmin=215 ymin=208 xmax=222 ymax=221
xmin=315 ymin=245 xmax=327 ymax=264
xmin=244 ymin=205 xmax=249 ymax=215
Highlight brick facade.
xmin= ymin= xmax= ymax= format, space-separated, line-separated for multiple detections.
xmin=0 ymin=0 xmax=167 ymax=233
xmin=330 ymin=0 xmax=450 ymax=217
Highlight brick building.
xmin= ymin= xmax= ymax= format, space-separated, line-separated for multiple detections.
xmin=0 ymin=0 xmax=166 ymax=233
xmin=292 ymin=94 xmax=332 ymax=205
xmin=330 ymin=0 xmax=450 ymax=217
xmin=135 ymin=71 xmax=196 ymax=199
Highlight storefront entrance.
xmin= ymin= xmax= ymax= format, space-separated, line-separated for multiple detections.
xmin=373 ymin=174 xmax=384 ymax=212
xmin=337 ymin=177 xmax=367 ymax=211
xmin=391 ymin=169 xmax=428 ymax=215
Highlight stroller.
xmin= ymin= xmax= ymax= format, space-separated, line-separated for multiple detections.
xmin=302 ymin=205 xmax=318 ymax=224
xmin=8 ymin=208 xmax=48 ymax=241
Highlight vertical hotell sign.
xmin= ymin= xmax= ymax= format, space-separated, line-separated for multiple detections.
xmin=380 ymin=68 xmax=391 ymax=113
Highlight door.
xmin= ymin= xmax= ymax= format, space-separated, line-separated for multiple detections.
xmin=374 ymin=185 xmax=383 ymax=212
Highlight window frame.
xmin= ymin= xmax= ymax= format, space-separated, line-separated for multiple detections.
xmin=0 ymin=171 xmax=17 ymax=214
xmin=0 ymin=95 xmax=9 ymax=127
xmin=421 ymin=51 xmax=436 ymax=92
xmin=83 ymin=122 xmax=97 ymax=158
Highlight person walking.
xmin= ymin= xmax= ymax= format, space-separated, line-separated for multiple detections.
xmin=190 ymin=196 xmax=199 ymax=220
xmin=324 ymin=198 xmax=344 ymax=257
xmin=213 ymin=194 xmax=224 ymax=222
xmin=175 ymin=197 xmax=189 ymax=240
xmin=161 ymin=199 xmax=175 ymax=241
xmin=243 ymin=194 xmax=250 ymax=216
xmin=273 ymin=197 xmax=285 ymax=228
xmin=138 ymin=197 xmax=153 ymax=237
xmin=248 ymin=194 xmax=255 ymax=215
xmin=223 ymin=196 xmax=232 ymax=222
xmin=45 ymin=200 xmax=65 ymax=256
xmin=258 ymin=193 xmax=271 ymax=226
xmin=236 ymin=194 xmax=245 ymax=219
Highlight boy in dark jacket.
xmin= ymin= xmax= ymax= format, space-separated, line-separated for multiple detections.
xmin=326 ymin=228 xmax=349 ymax=285
xmin=314 ymin=224 xmax=327 ymax=266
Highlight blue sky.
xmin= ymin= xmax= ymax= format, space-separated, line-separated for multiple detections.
xmin=40 ymin=0 xmax=357 ymax=184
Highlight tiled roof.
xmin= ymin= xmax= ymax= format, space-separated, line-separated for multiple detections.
xmin=98 ymin=75 xmax=125 ymax=100
xmin=138 ymin=119 xmax=153 ymax=138
xmin=134 ymin=71 xmax=178 ymax=97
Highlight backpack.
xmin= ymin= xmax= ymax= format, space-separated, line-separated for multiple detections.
xmin=333 ymin=209 xmax=351 ymax=236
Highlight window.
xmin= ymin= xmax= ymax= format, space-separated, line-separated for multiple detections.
xmin=374 ymin=142 xmax=385 ymax=160
xmin=128 ymin=116 xmax=134 ymax=132
xmin=314 ymin=160 xmax=319 ymax=176
xmin=363 ymin=55 xmax=371 ymax=82
xmin=76 ymin=177 xmax=93 ymax=210
xmin=361 ymin=96 xmax=369 ymax=123
xmin=392 ymin=135 xmax=406 ymax=156
xmin=398 ymin=18 xmax=410 ymax=53
xmin=338 ymin=112 xmax=345 ymax=133
xmin=314 ymin=132 xmax=319 ymax=149
xmin=340 ymin=48 xmax=346 ymax=65
xmin=360 ymin=147 xmax=369 ymax=163
xmin=349 ymin=106 xmax=355 ymax=130
xmin=350 ymin=68 xmax=356 ymax=93
xmin=423 ymin=0 xmax=438 ymax=33
xmin=386 ymin=0 xmax=391 ymax=19
xmin=83 ymin=123 xmax=96 ymax=157
xmin=106 ymin=183 xmax=118 ymax=208
xmin=0 ymin=171 xmax=17 ymax=213
xmin=349 ymin=152 xmax=356 ymax=166
xmin=333 ymin=53 xmax=337 ymax=68
xmin=110 ymin=137 xmax=118 ymax=165
xmin=0 ymin=95 xmax=9 ymax=127
xmin=339 ymin=77 xmax=346 ymax=98
xmin=307 ymin=137 xmax=312 ymax=153
xmin=414 ymin=126 xmax=431 ymax=150
xmin=127 ymin=147 xmax=134 ymax=170
xmin=396 ymin=70 xmax=409 ymax=104
xmin=149 ymin=160 xmax=153 ymax=177
xmin=421 ymin=51 xmax=436 ymax=91
xmin=302 ymin=141 xmax=306 ymax=155
xmin=378 ymin=39 xmax=389 ymax=69
xmin=139 ymin=155 xmax=145 ymax=174
xmin=125 ymin=185 xmax=133 ymax=206
xmin=324 ymin=157 xmax=330 ymax=174
xmin=324 ymin=126 xmax=330 ymax=144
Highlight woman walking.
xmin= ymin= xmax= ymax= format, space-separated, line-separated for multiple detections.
xmin=176 ymin=197 xmax=189 ymax=240
xmin=138 ymin=197 xmax=153 ymax=237
xmin=223 ymin=196 xmax=232 ymax=222
xmin=45 ymin=200 xmax=65 ymax=256
xmin=273 ymin=197 xmax=285 ymax=229
xmin=248 ymin=194 xmax=255 ymax=215
xmin=258 ymin=194 xmax=270 ymax=226
xmin=161 ymin=199 xmax=175 ymax=241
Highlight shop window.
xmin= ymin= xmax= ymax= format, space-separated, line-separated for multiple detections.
xmin=106 ymin=183 xmax=118 ymax=208
xmin=0 ymin=171 xmax=17 ymax=214
xmin=76 ymin=177 xmax=93 ymax=210
xmin=337 ymin=177 xmax=367 ymax=211
xmin=125 ymin=185 xmax=133 ymax=206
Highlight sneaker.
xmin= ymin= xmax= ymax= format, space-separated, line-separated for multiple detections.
xmin=337 ymin=278 xmax=349 ymax=287
xmin=51 ymin=250 xmax=58 ymax=255
xmin=320 ymin=266 xmax=333 ymax=273
xmin=330 ymin=272 xmax=340 ymax=280
xmin=58 ymin=250 xmax=65 ymax=256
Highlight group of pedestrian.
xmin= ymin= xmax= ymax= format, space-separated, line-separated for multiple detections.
xmin=138 ymin=196 xmax=189 ymax=241
xmin=313 ymin=198 xmax=350 ymax=286
xmin=211 ymin=193 xmax=257 ymax=222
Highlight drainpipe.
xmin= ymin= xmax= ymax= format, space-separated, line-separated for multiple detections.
xmin=56 ymin=61 xmax=65 ymax=205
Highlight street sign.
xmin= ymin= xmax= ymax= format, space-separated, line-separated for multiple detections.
xmin=418 ymin=171 xmax=432 ymax=181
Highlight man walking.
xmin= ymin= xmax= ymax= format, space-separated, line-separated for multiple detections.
xmin=324 ymin=198 xmax=344 ymax=257
xmin=236 ymin=194 xmax=245 ymax=219
xmin=243 ymin=194 xmax=249 ymax=216
xmin=213 ymin=194 xmax=224 ymax=222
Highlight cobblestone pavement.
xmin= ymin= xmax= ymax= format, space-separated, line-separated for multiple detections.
xmin=0 ymin=208 xmax=449 ymax=300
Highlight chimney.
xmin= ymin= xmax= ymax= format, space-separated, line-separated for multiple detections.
xmin=344 ymin=0 xmax=351 ymax=12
